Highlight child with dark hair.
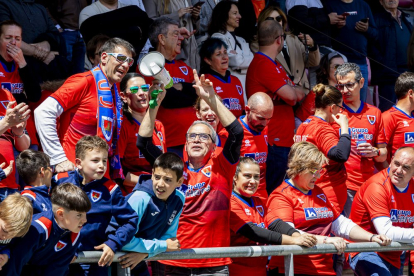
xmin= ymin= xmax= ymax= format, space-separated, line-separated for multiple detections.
xmin=119 ymin=152 xmax=185 ymax=275
xmin=17 ymin=149 xmax=53 ymax=213
xmin=3 ymin=183 xmax=91 ymax=276
xmin=54 ymin=135 xmax=138 ymax=276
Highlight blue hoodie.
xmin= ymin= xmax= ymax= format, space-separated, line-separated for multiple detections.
xmin=21 ymin=185 xmax=52 ymax=214
xmin=122 ymin=175 xmax=185 ymax=257
xmin=53 ymin=170 xmax=138 ymax=253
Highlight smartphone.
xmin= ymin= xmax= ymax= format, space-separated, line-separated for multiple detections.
xmin=361 ymin=18 xmax=369 ymax=23
xmin=194 ymin=1 xmax=205 ymax=8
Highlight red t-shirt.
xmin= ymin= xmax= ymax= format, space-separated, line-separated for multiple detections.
xmin=220 ymin=116 xmax=268 ymax=202
xmin=349 ymin=168 xmax=414 ymax=269
xmin=143 ymin=60 xmax=197 ymax=148
xmin=0 ymin=60 xmax=23 ymax=96
xmin=333 ymin=102 xmax=386 ymax=191
xmin=50 ymin=72 xmax=100 ymax=164
xmin=266 ymin=180 xmax=340 ymax=275
xmin=160 ymin=153 xmax=237 ymax=268
xmin=118 ymin=117 xmax=166 ymax=193
xmin=205 ymin=73 xmax=245 ymax=118
xmin=382 ymin=106 xmax=414 ymax=162
xmin=246 ymin=52 xmax=295 ymax=148
xmin=229 ymin=192 xmax=267 ymax=276
xmin=0 ymin=89 xmax=18 ymax=189
xmin=295 ymin=116 xmax=347 ymax=212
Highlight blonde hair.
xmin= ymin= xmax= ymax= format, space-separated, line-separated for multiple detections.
xmin=287 ymin=142 xmax=328 ymax=179
xmin=0 ymin=193 xmax=33 ymax=237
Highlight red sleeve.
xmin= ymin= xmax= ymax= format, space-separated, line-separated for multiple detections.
xmin=155 ymin=120 xmax=167 ymax=152
xmin=382 ymin=111 xmax=395 ymax=144
xmin=50 ymin=75 xmax=92 ymax=110
xmin=315 ymin=126 xmax=339 ymax=156
xmin=117 ymin=120 xmax=129 ymax=159
xmin=375 ymin=111 xmax=387 ymax=145
xmin=230 ymin=197 xmax=252 ymax=232
xmin=266 ymin=192 xmax=294 ymax=226
xmin=364 ymin=182 xmax=390 ymax=219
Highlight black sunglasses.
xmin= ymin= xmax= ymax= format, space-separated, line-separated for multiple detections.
xmin=266 ymin=15 xmax=283 ymax=23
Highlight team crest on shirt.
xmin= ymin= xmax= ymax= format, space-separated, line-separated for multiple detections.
xmin=405 ymin=132 xmax=414 ymax=144
xmin=91 ymin=190 xmax=102 ymax=202
xmin=201 ymin=166 xmax=212 ymax=178
xmin=179 ymin=67 xmax=188 ymax=75
xmin=412 ymin=194 xmax=414 ymax=203
xmin=236 ymin=85 xmax=243 ymax=96
xmin=0 ymin=101 xmax=9 ymax=109
xmin=264 ymin=135 xmax=268 ymax=145
xmin=256 ymin=205 xmax=264 ymax=217
xmin=55 ymin=240 xmax=67 ymax=252
xmin=367 ymin=115 xmax=376 ymax=125
xmin=317 ymin=194 xmax=327 ymax=203
xmin=101 ymin=116 xmax=113 ymax=141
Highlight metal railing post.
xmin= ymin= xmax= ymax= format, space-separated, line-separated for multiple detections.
xmin=116 ymin=263 xmax=131 ymax=276
xmin=284 ymin=253 xmax=294 ymax=276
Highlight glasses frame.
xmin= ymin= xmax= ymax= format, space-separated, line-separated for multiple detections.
xmin=107 ymin=53 xmax=134 ymax=67
xmin=335 ymin=81 xmax=359 ymax=91
xmin=129 ymin=85 xmax=149 ymax=94
xmin=309 ymin=168 xmax=326 ymax=177
xmin=335 ymin=103 xmax=346 ymax=111
xmin=266 ymin=15 xmax=283 ymax=22
xmin=186 ymin=132 xmax=213 ymax=142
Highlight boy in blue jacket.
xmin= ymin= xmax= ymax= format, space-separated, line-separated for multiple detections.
xmin=0 ymin=193 xmax=32 ymax=270
xmin=118 ymin=152 xmax=185 ymax=275
xmin=17 ymin=149 xmax=53 ymax=213
xmin=3 ymin=183 xmax=91 ymax=276
xmin=54 ymin=135 xmax=138 ymax=275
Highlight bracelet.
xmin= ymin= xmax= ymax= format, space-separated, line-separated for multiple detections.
xmin=11 ymin=130 xmax=25 ymax=138
xmin=377 ymin=148 xmax=381 ymax=157
xmin=370 ymin=234 xmax=376 ymax=242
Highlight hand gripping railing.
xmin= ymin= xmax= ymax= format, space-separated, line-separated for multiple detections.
xmin=75 ymin=242 xmax=414 ymax=276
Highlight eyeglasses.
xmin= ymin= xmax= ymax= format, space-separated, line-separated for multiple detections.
xmin=309 ymin=168 xmax=326 ymax=177
xmin=107 ymin=53 xmax=134 ymax=67
xmin=335 ymin=104 xmax=345 ymax=111
xmin=266 ymin=15 xmax=283 ymax=22
xmin=129 ymin=85 xmax=149 ymax=94
xmin=186 ymin=133 xmax=213 ymax=142
xmin=335 ymin=81 xmax=358 ymax=91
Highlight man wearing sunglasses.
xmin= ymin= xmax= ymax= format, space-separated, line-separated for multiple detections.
xmin=246 ymin=19 xmax=305 ymax=194
xmin=145 ymin=17 xmax=198 ymax=158
xmin=137 ymin=70 xmax=243 ymax=275
xmin=334 ymin=63 xmax=387 ymax=218
xmin=35 ymin=38 xmax=135 ymax=177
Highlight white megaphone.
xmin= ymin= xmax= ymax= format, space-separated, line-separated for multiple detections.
xmin=138 ymin=51 xmax=173 ymax=89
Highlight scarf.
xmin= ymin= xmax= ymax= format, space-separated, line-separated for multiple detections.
xmin=91 ymin=65 xmax=123 ymax=179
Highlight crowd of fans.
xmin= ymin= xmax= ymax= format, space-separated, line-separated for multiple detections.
xmin=0 ymin=0 xmax=413 ymax=275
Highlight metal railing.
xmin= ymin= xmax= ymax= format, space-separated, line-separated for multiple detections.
xmin=75 ymin=242 xmax=414 ymax=276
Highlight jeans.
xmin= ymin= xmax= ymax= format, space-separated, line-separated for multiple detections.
xmin=349 ymin=252 xmax=399 ymax=276
xmin=165 ymin=265 xmax=229 ymax=276
xmin=357 ymin=62 xmax=368 ymax=103
xmin=266 ymin=145 xmax=290 ymax=195
xmin=0 ymin=188 xmax=18 ymax=202
xmin=61 ymin=30 xmax=86 ymax=74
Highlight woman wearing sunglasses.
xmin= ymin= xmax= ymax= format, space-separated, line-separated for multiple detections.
xmin=294 ymin=84 xmax=350 ymax=213
xmin=266 ymin=141 xmax=391 ymax=276
xmin=316 ymin=52 xmax=346 ymax=86
xmin=230 ymin=157 xmax=317 ymax=276
xmin=208 ymin=1 xmax=254 ymax=90
xmin=199 ymin=37 xmax=245 ymax=118
xmin=118 ymin=73 xmax=166 ymax=194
